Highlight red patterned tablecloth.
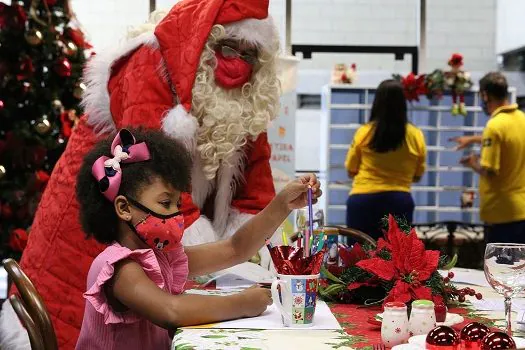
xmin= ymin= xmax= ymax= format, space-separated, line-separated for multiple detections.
xmin=328 ymin=303 xmax=491 ymax=349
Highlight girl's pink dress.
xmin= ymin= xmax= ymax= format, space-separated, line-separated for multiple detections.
xmin=75 ymin=242 xmax=189 ymax=350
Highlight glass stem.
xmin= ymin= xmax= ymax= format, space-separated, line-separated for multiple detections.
xmin=504 ymin=296 xmax=512 ymax=336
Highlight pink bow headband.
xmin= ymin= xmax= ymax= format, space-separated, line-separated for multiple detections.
xmin=91 ymin=129 xmax=151 ymax=201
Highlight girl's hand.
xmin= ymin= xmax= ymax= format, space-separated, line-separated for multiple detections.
xmin=277 ymin=173 xmax=322 ymax=210
xmin=238 ymin=287 xmax=272 ymax=318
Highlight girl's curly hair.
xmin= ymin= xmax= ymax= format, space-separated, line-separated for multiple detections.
xmin=76 ymin=128 xmax=192 ymax=244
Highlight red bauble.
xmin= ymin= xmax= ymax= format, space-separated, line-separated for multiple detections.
xmin=65 ymin=27 xmax=92 ymax=49
xmin=481 ymin=332 xmax=516 ymax=350
xmin=18 ymin=57 xmax=34 ymax=81
xmin=0 ymin=3 xmax=27 ymax=31
xmin=55 ymin=57 xmax=72 ymax=77
xmin=426 ymin=326 xmax=460 ymax=350
xmin=8 ymin=228 xmax=28 ymax=252
xmin=460 ymin=322 xmax=490 ymax=350
xmin=1 ymin=203 xmax=13 ymax=219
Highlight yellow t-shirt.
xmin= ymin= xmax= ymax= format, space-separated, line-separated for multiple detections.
xmin=479 ymin=104 xmax=525 ymax=224
xmin=344 ymin=123 xmax=426 ymax=195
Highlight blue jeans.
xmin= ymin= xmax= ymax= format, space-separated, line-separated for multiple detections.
xmin=346 ymin=191 xmax=415 ymax=241
xmin=485 ymin=220 xmax=525 ymax=244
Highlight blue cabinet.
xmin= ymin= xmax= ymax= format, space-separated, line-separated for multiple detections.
xmin=322 ymin=85 xmax=517 ymax=226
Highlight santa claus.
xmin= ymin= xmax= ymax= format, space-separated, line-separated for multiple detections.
xmin=1 ymin=0 xmax=281 ymax=348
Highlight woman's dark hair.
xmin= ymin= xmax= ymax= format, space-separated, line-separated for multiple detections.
xmin=368 ymin=79 xmax=408 ymax=153
xmin=76 ymin=128 xmax=192 ymax=244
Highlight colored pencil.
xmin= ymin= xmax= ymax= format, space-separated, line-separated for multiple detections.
xmin=281 ymin=229 xmax=289 ymax=246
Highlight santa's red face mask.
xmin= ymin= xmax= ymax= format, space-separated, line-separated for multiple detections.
xmin=214 ymin=51 xmax=253 ymax=89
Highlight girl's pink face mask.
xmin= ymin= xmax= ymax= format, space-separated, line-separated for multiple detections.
xmin=127 ymin=198 xmax=184 ymax=251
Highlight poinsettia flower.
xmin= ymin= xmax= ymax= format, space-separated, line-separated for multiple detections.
xmin=356 ymin=215 xmax=440 ymax=303
xmin=384 ymin=280 xmax=433 ymax=304
xmin=340 ymin=243 xmax=367 ymax=268
xmin=401 ymin=73 xmax=427 ymax=102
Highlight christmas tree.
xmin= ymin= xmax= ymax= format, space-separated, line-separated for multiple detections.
xmin=0 ymin=0 xmax=91 ymax=260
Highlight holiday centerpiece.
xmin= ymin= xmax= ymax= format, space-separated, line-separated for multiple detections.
xmin=392 ymin=53 xmax=473 ymax=115
xmin=319 ymin=215 xmax=482 ymax=308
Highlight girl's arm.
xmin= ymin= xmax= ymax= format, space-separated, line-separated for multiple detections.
xmin=185 ymin=174 xmax=321 ymax=278
xmin=111 ymin=259 xmax=271 ymax=329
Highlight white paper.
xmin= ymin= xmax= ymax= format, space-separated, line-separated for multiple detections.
xmin=216 ymin=274 xmax=257 ymax=289
xmin=184 ymin=300 xmax=341 ymax=330
xmin=439 ymin=268 xmax=491 ymax=288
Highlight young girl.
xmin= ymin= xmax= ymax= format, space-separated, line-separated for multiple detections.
xmin=75 ymin=128 xmax=321 ymax=349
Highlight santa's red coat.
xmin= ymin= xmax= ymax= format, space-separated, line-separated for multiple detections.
xmin=15 ymin=1 xmax=276 ymax=348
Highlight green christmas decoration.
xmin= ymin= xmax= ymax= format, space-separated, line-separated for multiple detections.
xmin=0 ymin=0 xmax=90 ymax=260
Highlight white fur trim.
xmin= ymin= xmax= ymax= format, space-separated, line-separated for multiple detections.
xmin=0 ymin=299 xmax=31 ymax=350
xmin=213 ymin=151 xmax=246 ymax=236
xmin=181 ymin=216 xmax=217 ymax=247
xmin=190 ymin=156 xmax=214 ymax=208
xmin=161 ymin=105 xmax=198 ymax=151
xmin=220 ymin=209 xmax=254 ymax=239
xmin=224 ymin=16 xmax=279 ymax=54
xmin=81 ymin=32 xmax=158 ymax=135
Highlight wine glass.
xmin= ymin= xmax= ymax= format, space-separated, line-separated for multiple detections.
xmin=484 ymin=243 xmax=525 ymax=335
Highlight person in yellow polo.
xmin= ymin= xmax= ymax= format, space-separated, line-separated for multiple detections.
xmin=345 ymin=80 xmax=426 ymax=239
xmin=460 ymin=72 xmax=525 ymax=243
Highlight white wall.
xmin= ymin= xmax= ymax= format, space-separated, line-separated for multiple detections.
xmin=269 ymin=0 xmax=496 ymax=73
xmin=496 ymin=0 xmax=525 ymax=54
xmin=73 ymin=0 xmax=497 ymax=73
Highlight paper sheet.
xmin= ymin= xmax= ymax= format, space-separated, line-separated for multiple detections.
xmin=439 ymin=268 xmax=491 ymax=288
xmin=184 ymin=291 xmax=341 ymax=331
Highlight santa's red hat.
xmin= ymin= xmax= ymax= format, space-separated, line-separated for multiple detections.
xmin=448 ymin=53 xmax=463 ymax=67
xmin=82 ymin=0 xmax=278 ymax=146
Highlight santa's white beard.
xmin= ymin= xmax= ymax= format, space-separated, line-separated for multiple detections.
xmin=192 ymin=73 xmax=272 ymax=180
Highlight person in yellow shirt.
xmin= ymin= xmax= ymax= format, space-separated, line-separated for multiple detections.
xmin=344 ymin=80 xmax=426 ymax=239
xmin=460 ymin=72 xmax=525 ymax=243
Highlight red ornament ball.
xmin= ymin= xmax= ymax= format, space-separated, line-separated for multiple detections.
xmin=476 ymin=293 xmax=483 ymax=300
xmin=426 ymin=326 xmax=460 ymax=349
xmin=54 ymin=57 xmax=72 ymax=77
xmin=448 ymin=271 xmax=455 ymax=279
xmin=481 ymin=332 xmax=516 ymax=350
xmin=460 ymin=322 xmax=490 ymax=348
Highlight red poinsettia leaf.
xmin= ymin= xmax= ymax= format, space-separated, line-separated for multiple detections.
xmin=411 ymin=285 xmax=433 ymax=301
xmin=376 ymin=238 xmax=391 ymax=252
xmin=402 ymin=234 xmax=426 ymax=275
xmin=417 ymin=249 xmax=440 ymax=281
xmin=357 ymin=258 xmax=396 ymax=281
xmin=432 ymin=294 xmax=444 ymax=306
xmin=385 ymin=280 xmax=412 ymax=304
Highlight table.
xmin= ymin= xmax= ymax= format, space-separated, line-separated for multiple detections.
xmin=172 ymin=269 xmax=520 ymax=350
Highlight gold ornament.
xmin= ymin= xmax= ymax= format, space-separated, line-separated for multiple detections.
xmin=35 ymin=117 xmax=51 ymax=135
xmin=73 ymin=82 xmax=86 ymax=99
xmin=64 ymin=41 xmax=78 ymax=57
xmin=0 ymin=165 xmax=5 ymax=180
xmin=25 ymin=29 xmax=44 ymax=46
xmin=51 ymin=99 xmax=63 ymax=114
